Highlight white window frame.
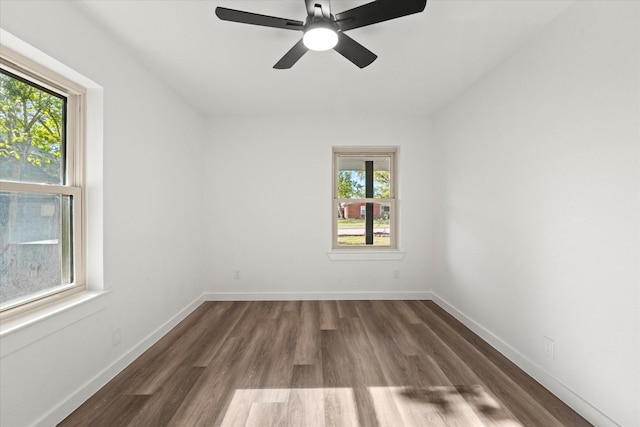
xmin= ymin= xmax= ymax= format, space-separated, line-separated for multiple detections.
xmin=0 ymin=46 xmax=86 ymax=315
xmin=332 ymin=146 xmax=398 ymax=251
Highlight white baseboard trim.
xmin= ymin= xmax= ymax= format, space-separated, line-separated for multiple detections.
xmin=430 ymin=293 xmax=620 ymax=427
xmin=203 ymin=291 xmax=434 ymax=301
xmin=33 ymin=294 xmax=205 ymax=427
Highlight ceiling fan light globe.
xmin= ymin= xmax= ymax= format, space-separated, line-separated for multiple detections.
xmin=303 ymin=27 xmax=338 ymax=51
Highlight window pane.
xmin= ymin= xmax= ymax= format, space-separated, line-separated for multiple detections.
xmin=0 ymin=69 xmax=66 ymax=185
xmin=336 ymin=155 xmax=391 ymax=199
xmin=0 ymin=192 xmax=73 ymax=309
xmin=336 ymin=201 xmax=391 ymax=246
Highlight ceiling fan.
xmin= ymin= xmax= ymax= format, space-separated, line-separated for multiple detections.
xmin=215 ymin=0 xmax=427 ymax=69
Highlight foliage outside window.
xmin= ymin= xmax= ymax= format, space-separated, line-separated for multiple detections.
xmin=333 ymin=147 xmax=397 ymax=249
xmin=0 ymin=58 xmax=84 ymax=313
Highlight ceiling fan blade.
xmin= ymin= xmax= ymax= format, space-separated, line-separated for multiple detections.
xmin=215 ymin=7 xmax=304 ymax=31
xmin=333 ymin=33 xmax=377 ymax=68
xmin=274 ymin=39 xmax=309 ymax=69
xmin=335 ymin=0 xmax=427 ymax=32
xmin=305 ymin=0 xmax=332 ymax=18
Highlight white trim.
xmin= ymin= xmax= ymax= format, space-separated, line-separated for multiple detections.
xmin=30 ymin=294 xmax=204 ymax=427
xmin=327 ymin=250 xmax=405 ymax=261
xmin=0 ymin=289 xmax=110 ymax=357
xmin=431 ymin=292 xmax=621 ymax=427
xmin=204 ymin=290 xmax=430 ymax=301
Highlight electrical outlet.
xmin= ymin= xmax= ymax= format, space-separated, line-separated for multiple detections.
xmin=543 ymin=336 xmax=555 ymax=359
xmin=393 ymin=269 xmax=400 ymax=279
xmin=234 ymin=270 xmax=241 ymax=280
xmin=112 ymin=327 xmax=122 ymax=347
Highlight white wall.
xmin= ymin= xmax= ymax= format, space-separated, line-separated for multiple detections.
xmin=202 ymin=113 xmax=433 ymax=299
xmin=431 ymin=2 xmax=639 ymax=426
xmin=0 ymin=2 xmax=206 ymax=426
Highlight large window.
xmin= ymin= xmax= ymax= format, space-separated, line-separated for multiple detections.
xmin=0 ymin=55 xmax=85 ymax=313
xmin=333 ymin=147 xmax=397 ymax=249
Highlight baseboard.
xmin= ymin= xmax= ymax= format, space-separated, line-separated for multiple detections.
xmin=430 ymin=293 xmax=620 ymax=427
xmin=33 ymin=294 xmax=205 ymax=427
xmin=203 ymin=290 xmax=434 ymax=301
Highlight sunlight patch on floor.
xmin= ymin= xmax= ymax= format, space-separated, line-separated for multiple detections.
xmin=220 ymin=386 xmax=523 ymax=426
xmin=370 ymin=385 xmax=524 ymax=426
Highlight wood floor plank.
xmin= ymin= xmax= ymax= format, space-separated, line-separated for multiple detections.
xmin=320 ymin=328 xmax=351 ymax=389
xmin=62 ymin=394 xmax=151 ymax=427
xmin=291 ymin=363 xmax=323 ymax=388
xmin=245 ymin=401 xmax=287 ymax=427
xmin=210 ymin=319 xmax=286 ymax=425
xmin=60 ymin=300 xmax=593 ymax=427
xmin=166 ymin=335 xmax=245 ymax=426
xmin=319 ymin=300 xmax=339 ymax=330
xmin=219 ymin=388 xmax=291 ymax=427
xmin=367 ymin=386 xmax=407 ymax=426
xmin=369 ymin=300 xmax=424 ymax=356
xmin=124 ymin=366 xmax=205 ymax=426
xmin=323 ymin=387 xmax=360 ymax=427
xmin=57 ymin=371 xmax=132 ymax=426
xmin=321 ymin=325 xmax=381 ymax=426
xmin=282 ymin=300 xmax=301 ymax=313
xmin=405 ymin=354 xmax=452 ymax=386
xmin=388 ymin=300 xmax=423 ymax=325
xmin=191 ymin=301 xmax=252 ymax=367
xmin=339 ymin=314 xmax=387 ymax=387
xmin=286 ymin=387 xmax=325 ymax=426
xmin=263 ymin=300 xmax=287 ymax=319
xmin=293 ymin=300 xmax=321 ymax=365
xmin=336 ymin=300 xmax=359 ymax=318
xmin=355 ymin=301 xmax=417 ymax=384
xmin=257 ymin=310 xmax=299 ymax=388
xmin=339 ymin=313 xmax=389 ymax=426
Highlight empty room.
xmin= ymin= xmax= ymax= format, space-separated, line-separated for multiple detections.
xmin=0 ymin=0 xmax=638 ymax=426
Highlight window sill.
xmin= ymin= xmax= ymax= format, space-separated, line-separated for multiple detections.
xmin=327 ymin=250 xmax=405 ymax=261
xmin=0 ymin=289 xmax=111 ymax=358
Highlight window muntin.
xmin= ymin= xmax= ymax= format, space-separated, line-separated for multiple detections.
xmin=0 ymin=61 xmax=84 ymax=313
xmin=333 ymin=148 xmax=396 ymax=249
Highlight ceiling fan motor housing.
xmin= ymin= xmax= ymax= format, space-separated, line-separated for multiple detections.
xmin=304 ymin=10 xmax=339 ymax=51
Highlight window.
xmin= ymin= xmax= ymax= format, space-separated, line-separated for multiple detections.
xmin=0 ymin=54 xmax=85 ymax=313
xmin=333 ymin=147 xmax=397 ymax=249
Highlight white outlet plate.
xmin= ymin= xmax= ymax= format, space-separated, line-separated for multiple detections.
xmin=234 ymin=270 xmax=241 ymax=280
xmin=393 ymin=269 xmax=400 ymax=279
xmin=112 ymin=327 xmax=122 ymax=347
xmin=543 ymin=336 xmax=555 ymax=359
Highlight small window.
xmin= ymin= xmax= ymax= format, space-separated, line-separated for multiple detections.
xmin=333 ymin=147 xmax=397 ymax=249
xmin=0 ymin=57 xmax=85 ymax=313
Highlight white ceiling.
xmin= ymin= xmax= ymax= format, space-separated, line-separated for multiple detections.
xmin=74 ymin=0 xmax=574 ymax=118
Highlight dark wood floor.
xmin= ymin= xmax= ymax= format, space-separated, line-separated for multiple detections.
xmin=59 ymin=300 xmax=592 ymax=426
